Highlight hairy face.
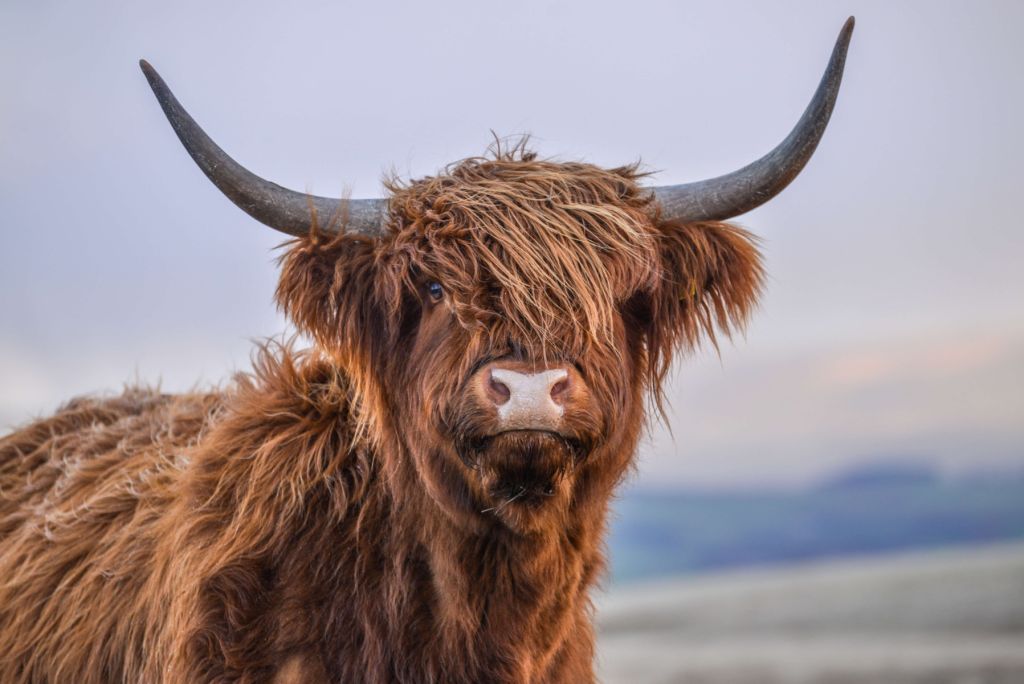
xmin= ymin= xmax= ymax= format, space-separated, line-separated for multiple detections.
xmin=278 ymin=148 xmax=764 ymax=533
xmin=391 ymin=260 xmax=651 ymax=534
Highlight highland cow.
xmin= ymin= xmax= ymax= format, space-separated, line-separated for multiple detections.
xmin=0 ymin=19 xmax=853 ymax=684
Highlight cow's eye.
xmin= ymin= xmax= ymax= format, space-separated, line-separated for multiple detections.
xmin=427 ymin=281 xmax=444 ymax=302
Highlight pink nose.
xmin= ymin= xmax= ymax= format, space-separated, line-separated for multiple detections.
xmin=482 ymin=365 xmax=572 ymax=430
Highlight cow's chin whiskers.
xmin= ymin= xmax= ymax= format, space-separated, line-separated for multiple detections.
xmin=453 ymin=430 xmax=589 ymax=531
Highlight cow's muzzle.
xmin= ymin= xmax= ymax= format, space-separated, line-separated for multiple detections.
xmin=470 ymin=360 xmax=587 ymax=434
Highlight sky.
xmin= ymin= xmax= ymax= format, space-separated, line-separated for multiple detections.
xmin=1 ymin=0 xmax=1021 ymax=488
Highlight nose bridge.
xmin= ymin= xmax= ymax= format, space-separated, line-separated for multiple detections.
xmin=483 ymin=364 xmax=572 ymax=431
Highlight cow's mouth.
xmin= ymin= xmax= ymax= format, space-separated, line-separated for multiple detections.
xmin=463 ymin=429 xmax=588 ymax=458
xmin=459 ymin=430 xmax=589 ymax=514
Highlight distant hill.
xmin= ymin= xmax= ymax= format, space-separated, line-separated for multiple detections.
xmin=817 ymin=461 xmax=940 ymax=490
xmin=607 ymin=470 xmax=1024 ymax=584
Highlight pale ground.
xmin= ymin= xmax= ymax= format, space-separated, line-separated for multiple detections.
xmin=596 ymin=543 xmax=1024 ymax=684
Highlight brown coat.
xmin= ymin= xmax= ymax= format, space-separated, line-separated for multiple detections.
xmin=0 ymin=151 xmax=763 ymax=682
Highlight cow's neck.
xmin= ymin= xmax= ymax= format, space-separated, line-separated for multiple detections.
xmin=384 ymin=441 xmax=610 ymax=681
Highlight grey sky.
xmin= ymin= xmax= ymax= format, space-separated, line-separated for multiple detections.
xmin=1 ymin=0 xmax=1021 ymax=487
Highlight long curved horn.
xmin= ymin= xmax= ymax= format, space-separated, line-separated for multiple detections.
xmin=653 ymin=17 xmax=854 ymax=222
xmin=139 ymin=60 xmax=387 ymax=238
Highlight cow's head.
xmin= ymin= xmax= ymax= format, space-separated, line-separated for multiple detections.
xmin=141 ymin=19 xmax=852 ymax=533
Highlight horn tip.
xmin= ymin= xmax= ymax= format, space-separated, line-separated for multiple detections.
xmin=139 ymin=59 xmax=161 ymax=89
xmin=830 ymin=16 xmax=855 ymax=62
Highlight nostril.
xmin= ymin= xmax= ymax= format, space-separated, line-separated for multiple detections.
xmin=549 ymin=377 xmax=570 ymax=404
xmin=488 ymin=373 xmax=511 ymax=405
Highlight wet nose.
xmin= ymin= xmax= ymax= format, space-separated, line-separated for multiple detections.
xmin=485 ymin=366 xmax=571 ymax=430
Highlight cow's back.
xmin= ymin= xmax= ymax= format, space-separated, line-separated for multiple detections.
xmin=0 ymin=388 xmax=222 ymax=682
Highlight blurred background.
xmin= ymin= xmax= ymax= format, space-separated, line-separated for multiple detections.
xmin=2 ymin=1 xmax=1022 ymax=681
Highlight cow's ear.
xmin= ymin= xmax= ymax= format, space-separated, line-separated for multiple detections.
xmin=645 ymin=219 xmax=765 ymax=375
xmin=275 ymin=234 xmax=383 ymax=358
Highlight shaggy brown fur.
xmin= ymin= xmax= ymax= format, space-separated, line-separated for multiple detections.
xmin=0 ymin=146 xmax=763 ymax=683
